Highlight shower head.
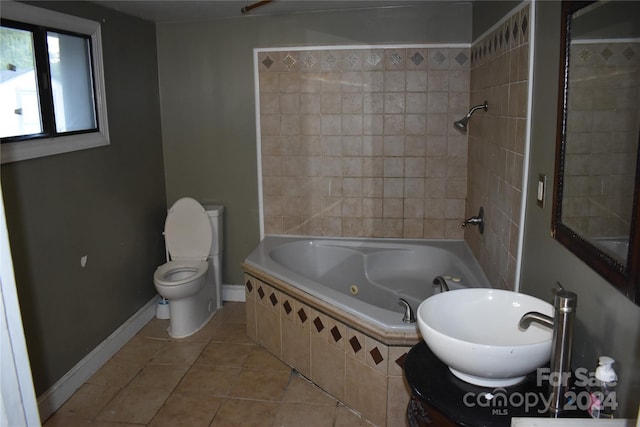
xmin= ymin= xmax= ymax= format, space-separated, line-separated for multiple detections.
xmin=453 ymin=116 xmax=470 ymax=133
xmin=453 ymin=101 xmax=488 ymax=134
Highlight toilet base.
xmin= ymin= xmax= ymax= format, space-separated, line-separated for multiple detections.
xmin=168 ymin=307 xmax=215 ymax=339
xmin=166 ymin=282 xmax=217 ymax=338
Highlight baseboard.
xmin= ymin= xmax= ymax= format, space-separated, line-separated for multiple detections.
xmin=222 ymin=284 xmax=245 ymax=302
xmin=37 ymin=295 xmax=159 ymax=421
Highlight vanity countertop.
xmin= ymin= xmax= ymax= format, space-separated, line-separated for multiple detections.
xmin=404 ymin=341 xmax=588 ymax=426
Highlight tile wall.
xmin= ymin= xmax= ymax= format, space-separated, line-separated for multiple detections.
xmin=249 ymin=6 xmax=534 ymax=424
xmin=467 ymin=5 xmax=530 ymax=289
xmin=563 ymin=41 xmax=639 ymax=243
xmin=258 ymin=46 xmax=471 ymax=238
xmin=244 ymin=272 xmax=413 ymax=427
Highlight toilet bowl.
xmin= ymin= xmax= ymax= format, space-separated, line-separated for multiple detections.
xmin=153 ymin=197 xmax=221 ymax=338
xmin=154 ymin=260 xmax=208 ymax=299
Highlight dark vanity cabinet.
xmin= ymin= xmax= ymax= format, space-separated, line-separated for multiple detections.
xmin=404 ymin=342 xmax=550 ymax=427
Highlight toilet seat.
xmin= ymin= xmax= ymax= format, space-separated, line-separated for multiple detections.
xmin=154 ymin=260 xmax=208 ymax=287
xmin=165 ymin=197 xmax=212 ymax=261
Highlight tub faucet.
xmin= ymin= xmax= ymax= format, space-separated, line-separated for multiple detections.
xmin=398 ymin=298 xmax=416 ymax=323
xmin=519 ymin=283 xmax=577 ymax=417
xmin=432 ymin=276 xmax=450 ymax=293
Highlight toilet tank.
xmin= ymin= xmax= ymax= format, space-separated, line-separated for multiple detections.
xmin=204 ymin=205 xmax=223 ymax=309
xmin=204 ymin=205 xmax=223 ymax=257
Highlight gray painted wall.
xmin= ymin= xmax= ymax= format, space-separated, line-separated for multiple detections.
xmin=1 ymin=2 xmax=166 ymax=395
xmin=521 ymin=1 xmax=639 ymax=417
xmin=156 ymin=3 xmax=473 ymax=287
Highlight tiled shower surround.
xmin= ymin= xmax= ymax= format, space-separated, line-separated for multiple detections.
xmin=258 ymin=45 xmax=471 ymax=238
xmin=563 ymin=41 xmax=640 ymax=242
xmin=243 ymin=270 xmax=413 ymax=427
xmin=466 ymin=4 xmax=530 ymax=290
xmin=248 ymin=5 xmax=533 ymax=425
xmin=256 ymin=7 xmax=531 ymax=289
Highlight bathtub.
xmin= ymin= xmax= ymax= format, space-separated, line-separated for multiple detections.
xmin=243 ymin=235 xmax=491 ymax=337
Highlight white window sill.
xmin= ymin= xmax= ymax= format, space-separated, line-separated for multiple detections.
xmin=1 ymin=132 xmax=109 ymax=164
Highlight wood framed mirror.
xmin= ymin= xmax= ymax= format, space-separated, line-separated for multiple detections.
xmin=553 ymin=0 xmax=640 ymax=304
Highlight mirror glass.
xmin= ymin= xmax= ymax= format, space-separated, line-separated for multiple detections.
xmin=554 ymin=0 xmax=640 ymax=304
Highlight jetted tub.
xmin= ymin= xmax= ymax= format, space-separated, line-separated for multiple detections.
xmin=243 ymin=235 xmax=491 ymax=336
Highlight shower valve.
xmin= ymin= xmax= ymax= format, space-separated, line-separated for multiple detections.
xmin=462 ymin=206 xmax=485 ymax=234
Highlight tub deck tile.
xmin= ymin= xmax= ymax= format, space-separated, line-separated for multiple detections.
xmin=243 ymin=270 xmax=419 ymax=427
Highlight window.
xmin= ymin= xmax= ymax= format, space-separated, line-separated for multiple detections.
xmin=1 ymin=1 xmax=109 ymax=163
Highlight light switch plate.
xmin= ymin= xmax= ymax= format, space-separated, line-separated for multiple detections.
xmin=537 ymin=174 xmax=546 ymax=208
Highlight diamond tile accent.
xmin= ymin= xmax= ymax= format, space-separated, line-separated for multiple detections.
xmin=579 ymin=48 xmax=592 ymax=62
xmin=302 ymin=53 xmax=316 ymax=68
xmin=600 ymin=47 xmax=613 ymax=61
xmin=245 ymin=280 xmax=253 ymax=292
xmin=325 ymin=54 xmax=337 ymax=66
xmin=410 ymin=52 xmax=424 ymax=66
xmin=313 ymin=316 xmax=324 ymax=333
xmin=433 ymin=51 xmax=446 ymax=64
xmin=269 ymin=292 xmax=278 ymax=307
xmin=512 ymin=21 xmax=519 ymax=41
xmin=521 ymin=14 xmax=528 ymax=36
xmin=297 ymin=308 xmax=307 ymax=323
xmin=370 ymin=347 xmax=384 ymax=365
xmin=262 ymin=56 xmax=274 ymax=69
xmin=349 ymin=336 xmax=362 ymax=353
xmin=395 ymin=352 xmax=408 ymax=369
xmin=504 ymin=25 xmax=510 ymax=45
xmin=389 ymin=53 xmax=402 ymax=65
xmin=283 ymin=300 xmax=292 ymax=314
xmin=455 ymin=52 xmax=468 ymax=66
xmin=283 ymin=54 xmax=296 ymax=69
xmin=623 ymin=47 xmax=635 ymax=61
xmin=330 ymin=326 xmax=342 ymax=343
xmin=345 ymin=53 xmax=359 ymax=67
xmin=367 ymin=53 xmax=381 ymax=66
xmin=257 ymin=286 xmax=265 ymax=299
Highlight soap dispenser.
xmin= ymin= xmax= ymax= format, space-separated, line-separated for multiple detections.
xmin=588 ymin=356 xmax=618 ymax=419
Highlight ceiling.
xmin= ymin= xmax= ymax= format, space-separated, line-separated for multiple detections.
xmin=89 ymin=0 xmax=435 ymax=23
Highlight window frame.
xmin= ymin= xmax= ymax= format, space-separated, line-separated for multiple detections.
xmin=1 ymin=1 xmax=109 ymax=164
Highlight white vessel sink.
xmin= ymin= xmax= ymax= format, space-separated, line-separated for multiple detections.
xmin=417 ymin=288 xmax=554 ymax=387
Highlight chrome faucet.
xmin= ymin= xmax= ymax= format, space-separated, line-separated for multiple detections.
xmin=462 ymin=206 xmax=485 ymax=234
xmin=398 ymin=298 xmax=416 ymax=323
xmin=519 ymin=311 xmax=553 ymax=329
xmin=432 ymin=276 xmax=450 ymax=293
xmin=519 ymin=283 xmax=577 ymax=417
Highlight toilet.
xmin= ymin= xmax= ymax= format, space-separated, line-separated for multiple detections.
xmin=153 ymin=197 xmax=223 ymax=338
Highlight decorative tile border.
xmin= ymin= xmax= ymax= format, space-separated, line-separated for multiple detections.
xmin=570 ymin=40 xmax=640 ymax=67
xmin=258 ymin=46 xmax=470 ymax=73
xmin=471 ymin=4 xmax=529 ymax=67
xmin=243 ymin=268 xmax=415 ymax=426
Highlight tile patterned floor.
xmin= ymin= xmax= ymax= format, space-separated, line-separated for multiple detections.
xmin=43 ymin=302 xmax=375 ymax=427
